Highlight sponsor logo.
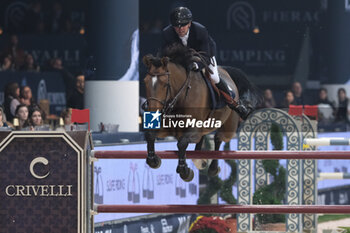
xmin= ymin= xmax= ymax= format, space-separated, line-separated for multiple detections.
xmin=30 ymin=157 xmax=50 ymax=179
xmin=227 ymin=1 xmax=256 ymax=30
xmin=144 ymin=111 xmax=222 ymax=130
xmin=5 ymin=157 xmax=73 ymax=197
xmin=143 ymin=110 xmax=161 ymax=129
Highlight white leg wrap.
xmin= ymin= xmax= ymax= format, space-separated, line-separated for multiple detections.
xmin=209 ymin=56 xmax=220 ymax=84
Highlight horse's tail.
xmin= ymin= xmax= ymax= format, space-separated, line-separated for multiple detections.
xmin=221 ymin=66 xmax=263 ymax=108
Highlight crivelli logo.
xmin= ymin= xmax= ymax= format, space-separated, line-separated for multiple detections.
xmin=5 ymin=157 xmax=73 ymax=197
xmin=226 ymin=1 xmax=256 ymax=30
xmin=30 ymin=157 xmax=50 ymax=179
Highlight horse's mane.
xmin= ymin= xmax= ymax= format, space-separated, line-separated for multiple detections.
xmin=161 ymin=44 xmax=209 ymax=70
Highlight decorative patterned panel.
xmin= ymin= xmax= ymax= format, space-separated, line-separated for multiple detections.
xmin=237 ymin=108 xmax=302 ymax=232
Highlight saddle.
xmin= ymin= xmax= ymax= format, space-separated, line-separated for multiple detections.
xmin=200 ymin=69 xmax=227 ymax=110
xmin=190 ymin=51 xmax=236 ymax=110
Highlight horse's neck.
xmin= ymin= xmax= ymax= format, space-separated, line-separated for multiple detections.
xmin=168 ymin=63 xmax=208 ymax=106
xmin=168 ymin=63 xmax=188 ymax=93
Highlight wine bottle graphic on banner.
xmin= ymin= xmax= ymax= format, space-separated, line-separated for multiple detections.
xmin=127 ymin=163 xmax=140 ymax=203
xmin=94 ymin=166 xmax=104 ymax=204
xmin=189 ymin=164 xmax=197 ymax=195
xmin=142 ymin=165 xmax=154 ymax=200
xmin=175 ymin=174 xmax=186 ymax=198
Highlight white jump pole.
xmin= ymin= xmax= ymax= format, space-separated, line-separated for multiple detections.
xmin=318 ymin=172 xmax=350 ymax=181
xmin=304 ymin=138 xmax=350 ymax=146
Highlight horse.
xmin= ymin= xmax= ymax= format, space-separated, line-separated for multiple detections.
xmin=142 ymin=45 xmax=261 ymax=182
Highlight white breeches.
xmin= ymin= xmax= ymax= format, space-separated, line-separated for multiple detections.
xmin=209 ymin=56 xmax=220 ymax=84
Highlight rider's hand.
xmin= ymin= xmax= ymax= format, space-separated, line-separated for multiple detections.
xmin=189 ymin=62 xmax=199 ymax=71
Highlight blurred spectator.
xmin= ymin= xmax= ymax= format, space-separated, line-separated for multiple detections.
xmin=48 ymin=58 xmax=75 ymax=99
xmin=140 ymin=22 xmax=151 ymax=32
xmin=61 ymin=108 xmax=72 ymax=125
xmin=316 ymin=88 xmax=335 ymax=122
xmin=150 ymin=19 xmax=163 ymax=34
xmin=20 ymin=86 xmax=36 ymax=107
xmin=49 ymin=1 xmax=68 ymax=33
xmin=23 ymin=1 xmax=45 ymax=33
xmin=335 ymin=88 xmax=349 ymax=123
xmin=60 ymin=108 xmax=72 ymax=130
xmin=0 ymin=106 xmax=9 ymax=128
xmin=280 ymin=90 xmax=296 ymax=109
xmin=1 ymin=35 xmax=26 ymax=69
xmin=291 ymin=81 xmax=305 ymax=105
xmin=67 ymin=74 xmax=85 ymax=109
xmin=261 ymin=89 xmax=276 ymax=108
xmin=20 ymin=54 xmax=40 ymax=72
xmin=0 ymin=55 xmax=14 ymax=71
xmin=28 ymin=106 xmax=45 ymax=129
xmin=15 ymin=104 xmax=30 ymax=130
xmin=4 ymin=82 xmax=21 ymax=122
xmin=316 ymin=88 xmax=335 ymax=107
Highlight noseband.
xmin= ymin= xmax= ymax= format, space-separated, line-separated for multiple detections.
xmin=143 ymin=70 xmax=191 ymax=114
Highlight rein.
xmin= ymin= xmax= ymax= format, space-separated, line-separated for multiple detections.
xmin=144 ymin=69 xmax=192 ymax=114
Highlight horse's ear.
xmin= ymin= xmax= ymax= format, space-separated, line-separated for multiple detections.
xmin=143 ymin=54 xmax=153 ymax=68
xmin=161 ymin=57 xmax=169 ymax=67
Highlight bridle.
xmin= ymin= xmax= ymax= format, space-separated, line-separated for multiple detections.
xmin=143 ymin=69 xmax=192 ymax=114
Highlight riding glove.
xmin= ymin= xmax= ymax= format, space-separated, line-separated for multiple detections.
xmin=189 ymin=62 xmax=199 ymax=71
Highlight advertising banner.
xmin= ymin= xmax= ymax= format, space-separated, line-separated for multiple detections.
xmin=93 ymin=158 xmax=199 ymax=223
xmin=93 ymin=143 xmax=199 ymax=223
xmin=0 ymin=131 xmax=87 ymax=233
xmin=95 ymin=214 xmax=194 ymax=233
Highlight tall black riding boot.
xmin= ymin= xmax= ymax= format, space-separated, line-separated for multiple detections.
xmin=215 ymin=79 xmax=252 ymax=120
xmin=215 ymin=79 xmax=235 ymax=99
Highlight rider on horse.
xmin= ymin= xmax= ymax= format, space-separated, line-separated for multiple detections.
xmin=160 ymin=6 xmax=252 ymax=120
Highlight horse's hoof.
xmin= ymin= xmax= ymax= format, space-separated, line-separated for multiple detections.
xmin=146 ymin=155 xmax=161 ymax=169
xmin=180 ymin=168 xmax=194 ymax=182
xmin=208 ymin=166 xmax=221 ymax=177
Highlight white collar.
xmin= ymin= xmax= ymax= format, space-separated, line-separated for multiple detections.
xmin=179 ymin=29 xmax=190 ymax=46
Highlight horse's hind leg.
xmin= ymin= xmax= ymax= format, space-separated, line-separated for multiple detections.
xmin=208 ymin=133 xmax=222 ymax=177
xmin=145 ymin=131 xmax=161 ymax=169
xmin=192 ymin=136 xmax=208 ymax=170
xmin=176 ymin=136 xmax=194 ymax=182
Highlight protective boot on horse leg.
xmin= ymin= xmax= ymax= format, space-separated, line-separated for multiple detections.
xmin=145 ymin=131 xmax=161 ymax=169
xmin=208 ymin=57 xmax=252 ymax=120
xmin=207 ymin=133 xmax=221 ymax=177
xmin=176 ymin=136 xmax=194 ymax=182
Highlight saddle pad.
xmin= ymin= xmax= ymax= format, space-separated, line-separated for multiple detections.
xmin=201 ymin=71 xmax=226 ymax=110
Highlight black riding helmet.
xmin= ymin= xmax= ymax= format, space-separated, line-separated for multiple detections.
xmin=170 ymin=7 xmax=192 ymax=27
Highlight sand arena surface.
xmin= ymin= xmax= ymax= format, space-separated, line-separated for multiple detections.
xmin=318 ymin=218 xmax=350 ymax=233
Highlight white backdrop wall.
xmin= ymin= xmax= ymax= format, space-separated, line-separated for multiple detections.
xmin=85 ymin=81 xmax=139 ymax=132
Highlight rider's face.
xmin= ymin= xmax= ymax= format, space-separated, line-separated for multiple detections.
xmin=174 ymin=22 xmax=191 ymax=37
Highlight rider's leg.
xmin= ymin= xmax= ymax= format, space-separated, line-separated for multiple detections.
xmin=209 ymin=57 xmax=234 ymax=99
xmin=209 ymin=56 xmax=251 ymax=120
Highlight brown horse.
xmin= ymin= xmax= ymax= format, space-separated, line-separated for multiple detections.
xmin=142 ymin=45 xmax=261 ymax=182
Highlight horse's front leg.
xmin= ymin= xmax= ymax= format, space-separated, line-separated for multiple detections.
xmin=145 ymin=131 xmax=161 ymax=169
xmin=176 ymin=136 xmax=194 ymax=182
xmin=208 ymin=133 xmax=221 ymax=177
